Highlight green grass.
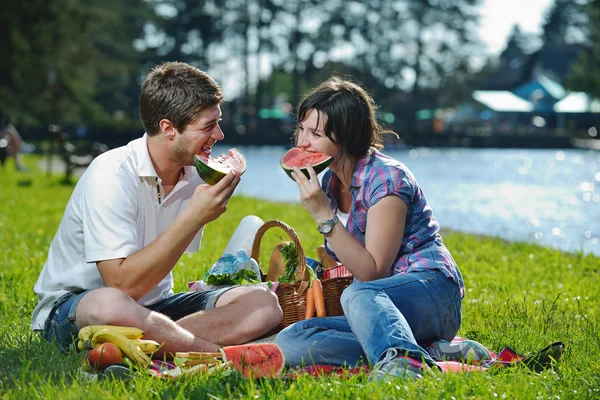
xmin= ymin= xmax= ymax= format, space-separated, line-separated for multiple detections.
xmin=1 ymin=155 xmax=599 ymax=399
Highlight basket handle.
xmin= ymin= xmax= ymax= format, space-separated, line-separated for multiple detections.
xmin=251 ymin=220 xmax=309 ymax=291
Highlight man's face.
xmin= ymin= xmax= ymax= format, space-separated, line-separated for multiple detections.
xmin=170 ymin=105 xmax=223 ymax=166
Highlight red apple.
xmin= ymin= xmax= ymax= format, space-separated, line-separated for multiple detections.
xmin=88 ymin=342 xmax=124 ymax=370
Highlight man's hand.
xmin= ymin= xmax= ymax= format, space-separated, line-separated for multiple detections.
xmin=188 ymin=170 xmax=241 ymax=225
xmin=97 ymin=171 xmax=241 ymax=300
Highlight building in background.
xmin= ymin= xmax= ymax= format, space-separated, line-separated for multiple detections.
xmin=442 ymin=44 xmax=600 ymax=148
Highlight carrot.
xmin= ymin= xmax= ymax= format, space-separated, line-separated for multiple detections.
xmin=312 ymin=279 xmax=326 ymax=318
xmin=304 ymin=287 xmax=315 ymax=319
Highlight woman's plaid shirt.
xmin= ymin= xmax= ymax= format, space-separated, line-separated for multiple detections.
xmin=321 ymin=148 xmax=465 ymax=297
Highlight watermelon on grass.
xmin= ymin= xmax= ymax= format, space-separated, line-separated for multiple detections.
xmin=280 ymin=148 xmax=333 ymax=180
xmin=194 ymin=148 xmax=246 ymax=185
xmin=220 ymin=343 xmax=285 ymax=378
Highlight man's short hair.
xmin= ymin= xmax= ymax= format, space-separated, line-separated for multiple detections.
xmin=140 ymin=62 xmax=224 ymax=136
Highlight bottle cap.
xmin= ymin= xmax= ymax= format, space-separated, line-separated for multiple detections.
xmin=236 ymin=249 xmax=249 ymax=261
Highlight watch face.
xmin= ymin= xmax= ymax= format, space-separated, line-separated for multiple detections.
xmin=318 ymin=215 xmax=338 ymax=235
xmin=320 ymin=224 xmax=333 ymax=234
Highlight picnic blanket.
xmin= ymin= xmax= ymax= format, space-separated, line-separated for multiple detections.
xmin=81 ymin=330 xmax=563 ymax=380
xmin=287 ymin=337 xmax=564 ymax=378
xmin=143 ymin=336 xmax=564 ymax=380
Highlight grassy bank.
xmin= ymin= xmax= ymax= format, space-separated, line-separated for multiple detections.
xmin=0 ymin=156 xmax=598 ymax=399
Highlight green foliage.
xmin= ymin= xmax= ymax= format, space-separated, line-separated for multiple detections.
xmin=205 ymin=269 xmax=260 ymax=286
xmin=566 ymin=0 xmax=600 ymax=98
xmin=0 ymin=0 xmax=154 ymax=128
xmin=541 ymin=0 xmax=587 ymax=46
xmin=279 ymin=242 xmax=299 ymax=283
xmin=1 ymin=155 xmax=599 ymax=398
xmin=1 ymin=0 xmax=494 ymax=141
xmin=499 ymin=25 xmax=537 ymax=61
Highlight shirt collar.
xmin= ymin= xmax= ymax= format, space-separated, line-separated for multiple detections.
xmin=325 ymin=148 xmax=375 ymax=203
xmin=136 ymin=134 xmax=158 ymax=178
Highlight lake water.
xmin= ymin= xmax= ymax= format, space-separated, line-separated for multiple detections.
xmin=212 ymin=145 xmax=600 ymax=257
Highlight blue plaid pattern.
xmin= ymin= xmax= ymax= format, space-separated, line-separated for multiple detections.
xmin=322 ymin=148 xmax=464 ymax=297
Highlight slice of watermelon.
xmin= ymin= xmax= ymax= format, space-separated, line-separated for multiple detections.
xmin=280 ymin=148 xmax=333 ymax=180
xmin=220 ymin=343 xmax=285 ymax=378
xmin=194 ymin=148 xmax=246 ymax=185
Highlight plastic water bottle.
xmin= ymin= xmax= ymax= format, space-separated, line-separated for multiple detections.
xmin=236 ymin=249 xmax=262 ymax=282
xmin=222 ymin=215 xmax=264 ymax=257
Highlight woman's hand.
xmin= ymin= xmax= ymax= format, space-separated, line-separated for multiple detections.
xmin=291 ymin=164 xmax=334 ymax=223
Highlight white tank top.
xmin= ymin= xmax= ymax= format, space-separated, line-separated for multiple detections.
xmin=336 ymin=209 xmax=349 ymax=227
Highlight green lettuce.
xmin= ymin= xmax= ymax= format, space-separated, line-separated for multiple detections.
xmin=205 ymin=269 xmax=261 ymax=286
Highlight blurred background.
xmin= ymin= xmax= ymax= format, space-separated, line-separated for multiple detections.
xmin=1 ymin=0 xmax=599 ymax=148
xmin=1 ymin=0 xmax=599 ymax=255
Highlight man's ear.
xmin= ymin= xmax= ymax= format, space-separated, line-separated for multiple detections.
xmin=158 ymin=119 xmax=177 ymax=140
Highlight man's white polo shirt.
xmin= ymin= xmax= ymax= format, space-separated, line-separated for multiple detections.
xmin=32 ymin=134 xmax=204 ymax=330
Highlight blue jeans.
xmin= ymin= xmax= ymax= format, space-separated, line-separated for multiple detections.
xmin=42 ymin=287 xmax=237 ymax=353
xmin=274 ymin=269 xmax=462 ymax=367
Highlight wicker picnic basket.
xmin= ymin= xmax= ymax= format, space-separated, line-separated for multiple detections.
xmin=251 ymin=220 xmax=354 ymax=336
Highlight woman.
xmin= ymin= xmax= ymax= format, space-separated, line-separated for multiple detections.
xmin=274 ymin=77 xmax=465 ymax=380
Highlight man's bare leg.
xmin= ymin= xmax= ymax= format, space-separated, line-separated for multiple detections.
xmin=176 ymin=286 xmax=282 ymax=345
xmin=75 ymin=287 xmax=220 ymax=358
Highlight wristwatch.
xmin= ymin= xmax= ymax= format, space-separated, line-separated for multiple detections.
xmin=317 ymin=215 xmax=339 ymax=236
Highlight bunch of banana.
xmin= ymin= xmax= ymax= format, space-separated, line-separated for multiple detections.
xmin=78 ymin=325 xmax=144 ymax=350
xmin=78 ymin=325 xmax=162 ymax=368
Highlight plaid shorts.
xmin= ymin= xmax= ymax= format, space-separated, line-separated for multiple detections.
xmin=41 ymin=287 xmax=238 ymax=353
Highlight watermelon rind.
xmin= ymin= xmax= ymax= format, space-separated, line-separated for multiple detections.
xmin=280 ymin=148 xmax=333 ymax=180
xmin=194 ymin=148 xmax=246 ymax=185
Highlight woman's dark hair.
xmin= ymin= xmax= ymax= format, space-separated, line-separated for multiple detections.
xmin=294 ymin=77 xmax=396 ymax=168
xmin=140 ymin=62 xmax=223 ymax=136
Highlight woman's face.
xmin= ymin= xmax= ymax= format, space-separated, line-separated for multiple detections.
xmin=296 ymin=109 xmax=340 ymax=159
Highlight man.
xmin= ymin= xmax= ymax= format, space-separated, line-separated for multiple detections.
xmin=32 ymin=62 xmax=283 ymax=357
xmin=0 ymin=117 xmax=27 ymax=171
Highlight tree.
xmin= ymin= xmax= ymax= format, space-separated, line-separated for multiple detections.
xmin=143 ymin=0 xmax=224 ymax=67
xmin=566 ymin=0 xmax=600 ymax=98
xmin=304 ymin=0 xmax=484 ymax=137
xmin=133 ymin=0 xmax=488 ymax=142
xmin=499 ymin=25 xmax=533 ymax=63
xmin=0 ymin=0 xmax=154 ymax=129
xmin=541 ymin=0 xmax=588 ymax=46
